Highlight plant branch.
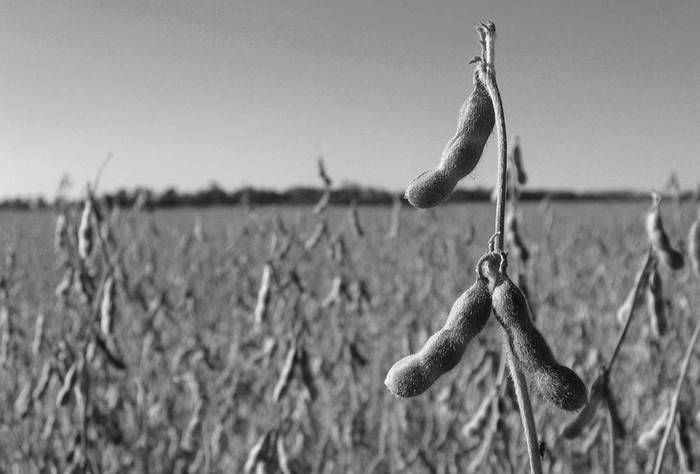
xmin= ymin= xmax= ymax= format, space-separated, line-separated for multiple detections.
xmin=477 ymin=22 xmax=507 ymax=252
xmin=478 ymin=21 xmax=541 ymax=474
xmin=606 ymin=402 xmax=616 ymax=474
xmin=608 ymin=247 xmax=654 ymax=370
xmin=508 ymin=355 xmax=542 ymax=474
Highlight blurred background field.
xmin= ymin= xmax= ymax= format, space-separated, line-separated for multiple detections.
xmin=0 ymin=200 xmax=698 ymax=473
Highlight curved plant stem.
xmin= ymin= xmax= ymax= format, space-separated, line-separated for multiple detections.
xmin=478 ymin=22 xmax=541 ymax=474
xmin=653 ymin=302 xmax=700 ymax=474
xmin=479 ymin=48 xmax=507 ymax=251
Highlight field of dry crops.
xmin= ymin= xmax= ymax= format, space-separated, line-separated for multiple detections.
xmin=1 ymin=200 xmax=698 ymax=473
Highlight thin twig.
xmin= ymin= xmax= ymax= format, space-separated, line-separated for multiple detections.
xmin=605 ymin=401 xmax=616 ymax=474
xmin=653 ymin=301 xmax=700 ymax=474
xmin=92 ymin=153 xmax=112 ymax=194
xmin=608 ymin=247 xmax=654 ymax=370
xmin=491 ymin=89 xmax=507 ymax=250
xmin=508 ymin=355 xmax=542 ymax=474
xmin=479 ymin=34 xmax=508 ymax=252
xmin=478 ymin=21 xmax=540 ymax=474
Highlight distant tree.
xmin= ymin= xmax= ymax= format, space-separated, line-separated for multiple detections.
xmin=285 ymin=186 xmax=321 ymax=205
xmin=158 ymin=187 xmax=180 ymax=208
xmin=112 ymin=188 xmax=133 ymax=208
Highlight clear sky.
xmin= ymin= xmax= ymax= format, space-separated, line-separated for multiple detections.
xmin=2 ymin=1 xmax=699 ymax=199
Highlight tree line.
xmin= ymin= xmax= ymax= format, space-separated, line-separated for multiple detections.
xmin=1 ymin=182 xmax=695 ymax=211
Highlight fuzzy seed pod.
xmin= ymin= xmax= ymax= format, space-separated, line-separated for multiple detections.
xmin=77 ymin=199 xmax=94 ymax=261
xmin=0 ymin=303 xmax=12 ymax=367
xmin=193 ymin=218 xmax=206 ymax=242
xmin=32 ymin=312 xmax=45 ymax=356
xmin=55 ymin=267 xmax=74 ymax=300
xmin=54 ymin=213 xmax=68 ymax=253
xmin=646 ymin=195 xmax=684 ymax=270
xmin=405 ymin=63 xmax=495 ymax=209
xmin=645 ymin=263 xmax=667 ymax=338
xmin=385 ymin=265 xmax=493 ymax=398
xmin=562 ymin=371 xmax=606 ymax=438
xmin=100 ymin=276 xmax=116 ymax=336
xmin=637 ymin=407 xmax=669 ymax=449
xmin=486 ymin=254 xmax=587 ymax=411
xmin=14 ymin=381 xmax=32 ymax=419
xmin=273 ymin=342 xmax=297 ymax=402
xmin=254 ymin=263 xmax=273 ymax=326
xmin=322 ymin=275 xmax=344 ymax=308
xmin=304 ymin=221 xmax=326 ymax=250
xmin=330 ymin=235 xmax=346 ymax=264
xmin=180 ymin=399 xmax=204 ymax=453
xmin=505 ymin=208 xmax=529 ymax=264
xmin=511 ymin=138 xmax=527 ymax=185
xmin=276 ymin=437 xmax=298 ymax=474
xmin=313 ymin=188 xmax=331 ymax=215
xmin=689 ymin=211 xmax=700 ymax=279
xmin=94 ymin=333 xmax=127 ymax=370
xmin=386 ymin=194 xmax=402 ymax=240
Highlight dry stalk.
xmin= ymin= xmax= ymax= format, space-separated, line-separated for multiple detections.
xmin=478 ymin=21 xmax=542 ymax=474
xmin=608 ymin=248 xmax=654 ymax=370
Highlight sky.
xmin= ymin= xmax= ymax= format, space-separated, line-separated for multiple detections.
xmin=2 ymin=0 xmax=699 ymax=199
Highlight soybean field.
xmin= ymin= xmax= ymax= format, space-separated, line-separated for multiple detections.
xmin=1 ymin=200 xmax=699 ymax=473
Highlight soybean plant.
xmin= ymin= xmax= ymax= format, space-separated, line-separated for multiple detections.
xmin=385 ymin=22 xmax=587 ymax=474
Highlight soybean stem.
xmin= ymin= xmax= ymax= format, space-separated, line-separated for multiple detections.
xmin=480 ymin=23 xmax=540 ymax=474
xmin=606 ymin=402 xmax=616 ymax=474
xmin=652 ymin=301 xmax=700 ymax=474
xmin=508 ymin=355 xmax=542 ymax=474
xmin=608 ymin=247 xmax=654 ymax=370
xmin=476 ymin=22 xmax=506 ymax=252
xmin=482 ymin=67 xmax=507 ymax=252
